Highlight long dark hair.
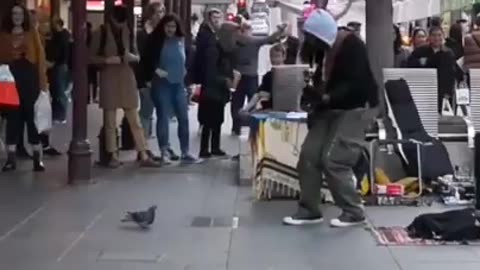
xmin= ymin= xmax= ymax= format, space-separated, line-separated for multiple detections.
xmin=1 ymin=2 xmax=31 ymax=32
xmin=449 ymin=23 xmax=463 ymax=47
xmin=394 ymin=24 xmax=402 ymax=55
xmin=300 ymin=32 xmax=329 ymax=87
xmin=153 ymin=13 xmax=185 ymax=40
xmin=149 ymin=13 xmax=184 ymax=57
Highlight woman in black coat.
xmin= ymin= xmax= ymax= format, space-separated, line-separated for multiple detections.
xmin=196 ymin=22 xmax=240 ymax=158
xmin=407 ymin=26 xmax=456 ymax=113
xmin=445 ymin=23 xmax=465 ymax=84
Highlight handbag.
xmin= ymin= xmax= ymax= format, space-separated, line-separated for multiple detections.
xmin=34 ymin=91 xmax=52 ymax=134
xmin=191 ymin=84 xmax=201 ymax=103
xmin=441 ymin=97 xmax=455 ymax=116
xmin=0 ymin=65 xmax=19 ymax=109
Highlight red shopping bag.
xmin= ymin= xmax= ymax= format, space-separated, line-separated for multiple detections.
xmin=191 ymin=84 xmax=201 ymax=103
xmin=0 ymin=65 xmax=19 ymax=109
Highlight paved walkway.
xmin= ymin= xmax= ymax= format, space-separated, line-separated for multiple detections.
xmin=1 ymin=105 xmax=480 ymax=270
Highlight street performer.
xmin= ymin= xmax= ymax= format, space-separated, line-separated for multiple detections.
xmin=283 ymin=9 xmax=379 ymax=227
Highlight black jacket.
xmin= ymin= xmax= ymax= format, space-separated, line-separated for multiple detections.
xmin=135 ymin=28 xmax=149 ymax=88
xmin=46 ymin=29 xmax=71 ymax=66
xmin=283 ymin=35 xmax=300 ymax=65
xmin=324 ymin=34 xmax=379 ymax=110
xmin=407 ymin=45 xmax=456 ymax=98
xmin=193 ymin=23 xmax=233 ymax=103
xmin=445 ymin=37 xmax=465 ymax=83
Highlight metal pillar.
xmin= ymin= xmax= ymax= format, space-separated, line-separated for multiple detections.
xmin=50 ymin=0 xmax=61 ymax=19
xmin=125 ymin=0 xmax=134 ymax=30
xmin=68 ymin=0 xmax=92 ymax=183
xmin=141 ymin=0 xmax=150 ymax=24
xmin=104 ymin=0 xmax=115 ymax=23
xmin=185 ymin=0 xmax=192 ymax=41
xmin=365 ymin=0 xmax=393 ymax=113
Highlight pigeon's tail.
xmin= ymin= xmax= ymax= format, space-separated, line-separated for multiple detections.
xmin=121 ymin=213 xmax=133 ymax=222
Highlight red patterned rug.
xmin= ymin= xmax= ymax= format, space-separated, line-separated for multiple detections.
xmin=370 ymin=226 xmax=480 ymax=246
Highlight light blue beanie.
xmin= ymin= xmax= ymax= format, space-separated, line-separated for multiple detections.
xmin=303 ymin=9 xmax=338 ymax=47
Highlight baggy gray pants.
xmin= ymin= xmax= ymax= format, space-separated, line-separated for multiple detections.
xmin=297 ymin=108 xmax=374 ymax=218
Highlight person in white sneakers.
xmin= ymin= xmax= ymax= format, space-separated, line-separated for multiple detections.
xmin=282 ymin=9 xmax=378 ymax=228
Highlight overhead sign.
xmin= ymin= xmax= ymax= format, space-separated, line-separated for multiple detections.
xmin=440 ymin=0 xmax=475 ymax=12
xmin=192 ymin=0 xmax=233 ymax=4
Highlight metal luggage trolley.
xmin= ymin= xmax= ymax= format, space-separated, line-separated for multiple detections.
xmin=368 ymin=138 xmax=433 ymax=206
xmin=366 ymin=69 xmax=439 ymax=206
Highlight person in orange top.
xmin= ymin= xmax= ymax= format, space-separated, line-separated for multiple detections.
xmin=0 ymin=3 xmax=48 ymax=172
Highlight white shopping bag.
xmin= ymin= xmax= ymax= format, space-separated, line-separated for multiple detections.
xmin=441 ymin=98 xmax=454 ymax=116
xmin=34 ymin=91 xmax=52 ymax=133
xmin=456 ymin=88 xmax=470 ymax=105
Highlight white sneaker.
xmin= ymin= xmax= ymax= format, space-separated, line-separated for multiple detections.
xmin=329 ymin=213 xmax=366 ymax=228
xmin=282 ymin=215 xmax=324 ymax=226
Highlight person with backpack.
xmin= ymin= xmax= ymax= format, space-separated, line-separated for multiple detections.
xmin=89 ymin=5 xmax=160 ymax=168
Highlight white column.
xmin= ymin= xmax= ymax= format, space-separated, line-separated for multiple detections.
xmin=365 ymin=0 xmax=394 ymax=111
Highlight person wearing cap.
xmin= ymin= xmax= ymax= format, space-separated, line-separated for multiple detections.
xmin=282 ymin=9 xmax=378 ymax=227
xmin=347 ymin=21 xmax=361 ymax=37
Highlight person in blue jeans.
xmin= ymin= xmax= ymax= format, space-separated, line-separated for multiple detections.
xmin=141 ymin=14 xmax=200 ymax=165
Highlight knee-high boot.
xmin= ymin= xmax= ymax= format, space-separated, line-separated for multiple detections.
xmin=2 ymin=147 xmax=16 ymax=172
xmin=200 ymin=127 xmax=211 ymax=158
xmin=32 ymin=145 xmax=45 ymax=172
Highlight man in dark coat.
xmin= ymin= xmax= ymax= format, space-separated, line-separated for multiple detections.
xmin=283 ymin=10 xmax=378 ymax=228
xmin=407 ymin=26 xmax=456 ymax=113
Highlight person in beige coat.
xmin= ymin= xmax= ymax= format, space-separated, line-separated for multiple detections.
xmin=464 ymin=16 xmax=480 ymax=70
xmin=90 ymin=5 xmax=159 ymax=168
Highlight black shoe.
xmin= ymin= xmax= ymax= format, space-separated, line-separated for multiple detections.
xmin=2 ymin=152 xmax=16 ymax=172
xmin=33 ymin=151 xmax=45 ymax=172
xmin=282 ymin=206 xmax=323 ymax=226
xmin=199 ymin=151 xmax=211 ymax=159
xmin=211 ymin=149 xmax=227 ymax=157
xmin=43 ymin=146 xmax=62 ymax=156
xmin=137 ymin=150 xmax=161 ymax=162
xmin=16 ymin=147 xmax=32 ymax=159
xmin=167 ymin=148 xmax=180 ymax=161
xmin=329 ymin=213 xmax=366 ymax=228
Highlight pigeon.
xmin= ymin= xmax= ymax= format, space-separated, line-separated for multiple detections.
xmin=121 ymin=205 xmax=157 ymax=229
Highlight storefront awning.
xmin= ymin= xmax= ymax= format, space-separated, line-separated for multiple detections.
xmin=394 ymin=0 xmax=441 ymax=23
xmin=440 ymin=0 xmax=475 ymax=12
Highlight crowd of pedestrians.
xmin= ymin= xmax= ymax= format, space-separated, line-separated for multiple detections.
xmin=0 ymin=1 xmax=294 ymax=172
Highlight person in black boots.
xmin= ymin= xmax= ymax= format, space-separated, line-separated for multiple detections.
xmin=195 ymin=16 xmax=240 ymax=158
xmin=0 ymin=3 xmax=48 ymax=171
xmin=46 ymin=18 xmax=70 ymax=124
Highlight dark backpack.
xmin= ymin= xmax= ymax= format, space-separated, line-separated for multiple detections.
xmin=384 ymin=79 xmax=454 ymax=181
xmin=407 ymin=208 xmax=480 ymax=241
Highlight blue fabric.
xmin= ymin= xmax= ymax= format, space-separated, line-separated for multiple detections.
xmin=231 ymin=75 xmax=258 ymax=133
xmin=139 ymin=87 xmax=154 ymax=138
xmin=250 ymin=112 xmax=307 ymax=123
xmin=159 ymin=38 xmax=186 ymax=84
xmin=48 ymin=64 xmax=69 ymax=121
xmin=151 ymin=79 xmax=190 ymax=155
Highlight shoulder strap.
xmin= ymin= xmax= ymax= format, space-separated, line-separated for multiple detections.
xmin=472 ymin=34 xmax=480 ymax=48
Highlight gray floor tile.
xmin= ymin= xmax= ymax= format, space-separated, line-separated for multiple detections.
xmin=399 ymin=262 xmax=480 ymax=270
xmin=390 ymin=246 xmax=480 ymax=263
